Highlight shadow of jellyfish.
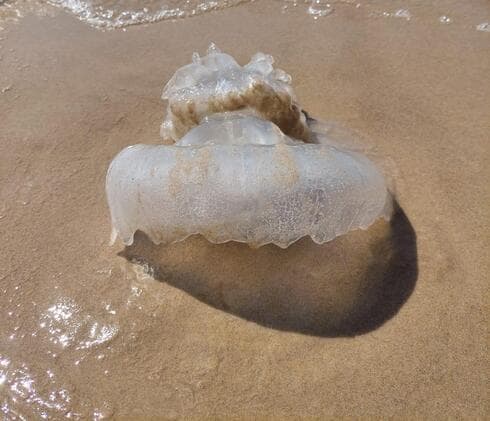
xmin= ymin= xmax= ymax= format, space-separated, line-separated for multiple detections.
xmin=120 ymin=201 xmax=417 ymax=337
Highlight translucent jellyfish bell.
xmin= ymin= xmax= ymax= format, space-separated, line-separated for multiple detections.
xmin=106 ymin=46 xmax=392 ymax=248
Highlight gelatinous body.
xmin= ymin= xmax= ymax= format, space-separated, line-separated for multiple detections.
xmin=106 ymin=46 xmax=392 ymax=248
xmin=160 ymin=44 xmax=310 ymax=142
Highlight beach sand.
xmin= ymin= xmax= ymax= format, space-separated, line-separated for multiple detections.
xmin=0 ymin=1 xmax=488 ymax=418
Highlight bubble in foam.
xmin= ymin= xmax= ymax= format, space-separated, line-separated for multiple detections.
xmin=307 ymin=0 xmax=334 ymax=19
xmin=439 ymin=15 xmax=452 ymax=24
xmin=393 ymin=9 xmax=411 ymax=21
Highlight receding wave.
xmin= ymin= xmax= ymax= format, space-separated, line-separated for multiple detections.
xmin=46 ymin=0 xmax=250 ymax=28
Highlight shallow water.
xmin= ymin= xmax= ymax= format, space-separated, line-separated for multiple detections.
xmin=1 ymin=0 xmax=489 ymax=29
xmin=1 ymin=258 xmax=165 ymax=419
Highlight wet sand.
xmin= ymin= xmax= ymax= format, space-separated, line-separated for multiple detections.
xmin=0 ymin=1 xmax=489 ymax=418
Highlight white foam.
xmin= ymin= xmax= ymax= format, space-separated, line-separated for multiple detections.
xmin=45 ymin=0 xmax=247 ymax=28
xmin=307 ymin=0 xmax=334 ymax=19
xmin=476 ymin=22 xmax=490 ymax=32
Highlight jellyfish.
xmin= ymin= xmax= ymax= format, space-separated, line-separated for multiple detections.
xmin=106 ymin=44 xmax=392 ymax=248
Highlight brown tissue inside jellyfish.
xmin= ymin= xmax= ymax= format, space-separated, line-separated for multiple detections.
xmin=167 ymin=81 xmax=311 ymax=142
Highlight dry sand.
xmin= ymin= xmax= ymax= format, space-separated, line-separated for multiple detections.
xmin=0 ymin=1 xmax=489 ymax=418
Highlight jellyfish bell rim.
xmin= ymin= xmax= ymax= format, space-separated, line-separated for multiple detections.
xmin=109 ymin=203 xmax=393 ymax=249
